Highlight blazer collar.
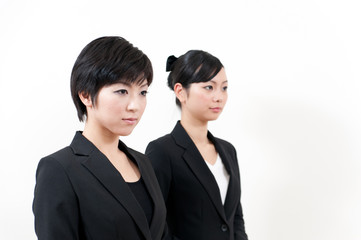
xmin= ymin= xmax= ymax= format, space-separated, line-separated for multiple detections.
xmin=171 ymin=122 xmax=240 ymax=221
xmin=69 ymin=132 xmax=156 ymax=240
xmin=171 ymin=122 xmax=227 ymax=220
xmin=211 ymin=135 xmax=241 ymax=220
xmin=127 ymin=148 xmax=166 ymax=240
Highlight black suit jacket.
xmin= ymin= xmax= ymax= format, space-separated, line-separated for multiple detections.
xmin=33 ymin=132 xmax=167 ymax=240
xmin=145 ymin=121 xmax=248 ymax=240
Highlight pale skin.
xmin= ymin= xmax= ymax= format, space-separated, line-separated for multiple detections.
xmin=79 ymin=80 xmax=149 ymax=182
xmin=174 ymin=67 xmax=228 ymax=165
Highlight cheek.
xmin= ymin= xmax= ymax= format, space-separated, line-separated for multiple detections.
xmin=97 ymin=93 xmax=117 ymax=110
xmin=139 ymin=98 xmax=147 ymax=112
xmin=223 ymin=93 xmax=228 ymax=104
xmin=201 ymin=94 xmax=212 ymax=104
xmin=192 ymin=91 xmax=209 ymax=102
xmin=106 ymin=100 xmax=126 ymax=114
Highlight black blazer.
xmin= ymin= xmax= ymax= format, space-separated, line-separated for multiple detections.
xmin=33 ymin=132 xmax=167 ymax=240
xmin=145 ymin=121 xmax=248 ymax=240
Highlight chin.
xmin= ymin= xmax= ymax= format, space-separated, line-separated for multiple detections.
xmin=208 ymin=118 xmax=218 ymax=122
xmin=115 ymin=128 xmax=135 ymax=137
xmin=119 ymin=133 xmax=131 ymax=137
xmin=207 ymin=116 xmax=220 ymax=121
xmin=118 ymin=130 xmax=134 ymax=136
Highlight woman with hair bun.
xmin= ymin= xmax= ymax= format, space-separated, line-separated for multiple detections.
xmin=146 ymin=50 xmax=248 ymax=240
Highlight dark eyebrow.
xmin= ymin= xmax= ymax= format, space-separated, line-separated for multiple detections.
xmin=116 ymin=82 xmax=131 ymax=87
xmin=140 ymin=82 xmax=148 ymax=88
xmin=116 ymin=81 xmax=148 ymax=88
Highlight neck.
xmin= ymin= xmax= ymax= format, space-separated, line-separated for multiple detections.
xmin=180 ymin=113 xmax=209 ymax=145
xmin=82 ymin=121 xmax=119 ymax=156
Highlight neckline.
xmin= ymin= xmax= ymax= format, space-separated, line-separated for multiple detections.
xmin=205 ymin=154 xmax=220 ymax=167
xmin=126 ymin=176 xmax=142 ymax=184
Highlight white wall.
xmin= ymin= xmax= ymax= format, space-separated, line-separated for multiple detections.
xmin=1 ymin=0 xmax=360 ymax=239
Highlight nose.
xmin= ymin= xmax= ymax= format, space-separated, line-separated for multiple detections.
xmin=213 ymin=90 xmax=224 ymax=102
xmin=126 ymin=95 xmax=140 ymax=112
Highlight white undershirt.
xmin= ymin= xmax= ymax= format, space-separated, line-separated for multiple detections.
xmin=205 ymin=154 xmax=230 ymax=205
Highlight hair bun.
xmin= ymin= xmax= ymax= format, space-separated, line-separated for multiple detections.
xmin=166 ymin=55 xmax=178 ymax=72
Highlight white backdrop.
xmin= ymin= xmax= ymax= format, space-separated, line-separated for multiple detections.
xmin=1 ymin=0 xmax=360 ymax=239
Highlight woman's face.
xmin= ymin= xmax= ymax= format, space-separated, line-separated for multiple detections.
xmin=181 ymin=67 xmax=228 ymax=123
xmin=87 ymin=80 xmax=148 ymax=137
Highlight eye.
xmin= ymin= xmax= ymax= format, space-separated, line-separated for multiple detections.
xmin=223 ymin=86 xmax=228 ymax=91
xmin=114 ymin=89 xmax=128 ymax=95
xmin=140 ymin=90 xmax=148 ymax=96
xmin=204 ymin=85 xmax=213 ymax=90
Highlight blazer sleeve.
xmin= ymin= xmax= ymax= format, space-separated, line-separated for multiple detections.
xmin=33 ymin=157 xmax=80 ymax=240
xmin=231 ymin=146 xmax=249 ymax=240
xmin=234 ymin=202 xmax=248 ymax=240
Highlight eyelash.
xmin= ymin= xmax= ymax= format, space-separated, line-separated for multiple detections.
xmin=115 ymin=89 xmax=128 ymax=95
xmin=204 ymin=86 xmax=228 ymax=91
xmin=114 ymin=89 xmax=148 ymax=96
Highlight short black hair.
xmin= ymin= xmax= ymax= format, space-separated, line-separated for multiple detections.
xmin=166 ymin=50 xmax=223 ymax=107
xmin=71 ymin=36 xmax=153 ymax=121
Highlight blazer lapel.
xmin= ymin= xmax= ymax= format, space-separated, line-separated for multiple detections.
xmin=210 ymin=134 xmax=241 ymax=220
xmin=127 ymin=148 xmax=166 ymax=240
xmin=171 ymin=122 xmax=227 ymax=222
xmin=70 ymin=132 xmax=152 ymax=240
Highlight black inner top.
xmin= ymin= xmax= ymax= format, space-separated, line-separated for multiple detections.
xmin=127 ymin=177 xmax=154 ymax=225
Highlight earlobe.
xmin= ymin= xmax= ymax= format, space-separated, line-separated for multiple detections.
xmin=174 ymin=83 xmax=186 ymax=103
xmin=78 ymin=92 xmax=92 ymax=107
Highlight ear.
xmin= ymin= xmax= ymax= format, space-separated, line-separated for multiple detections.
xmin=78 ymin=92 xmax=93 ymax=107
xmin=174 ymin=83 xmax=187 ymax=104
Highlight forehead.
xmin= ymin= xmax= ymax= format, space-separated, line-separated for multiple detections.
xmin=212 ymin=68 xmax=227 ymax=81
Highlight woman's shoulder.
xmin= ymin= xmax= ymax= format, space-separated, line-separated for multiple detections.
xmin=145 ymin=133 xmax=177 ymax=161
xmin=146 ymin=133 xmax=174 ymax=150
xmin=35 ymin=146 xmax=79 ymax=182
xmin=42 ymin=146 xmax=73 ymax=161
xmin=38 ymin=146 xmax=76 ymax=168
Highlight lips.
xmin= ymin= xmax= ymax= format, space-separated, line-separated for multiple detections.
xmin=210 ymin=107 xmax=222 ymax=113
xmin=123 ymin=118 xmax=138 ymax=124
